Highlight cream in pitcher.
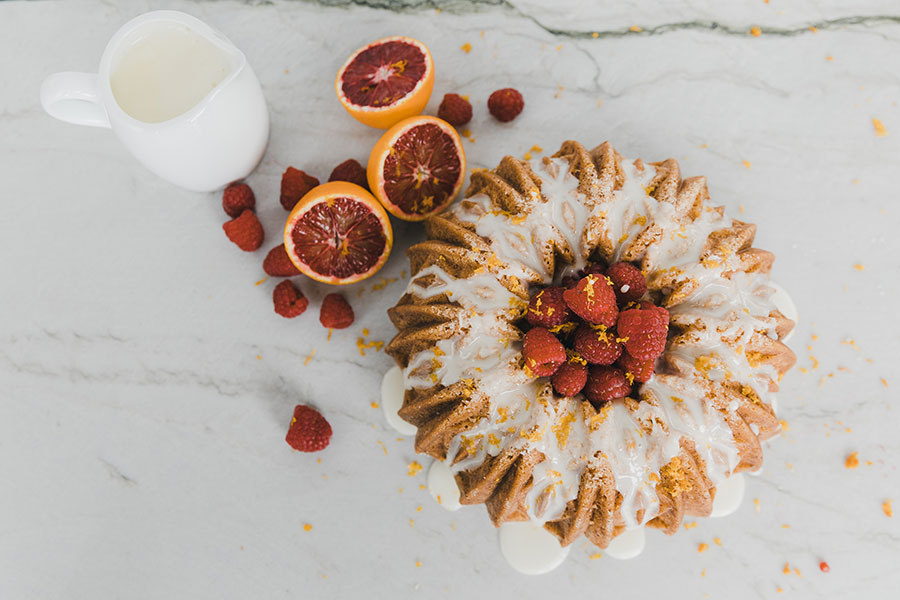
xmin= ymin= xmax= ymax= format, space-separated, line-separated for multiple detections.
xmin=40 ymin=11 xmax=269 ymax=192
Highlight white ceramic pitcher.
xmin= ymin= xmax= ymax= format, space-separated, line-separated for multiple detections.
xmin=40 ymin=10 xmax=269 ymax=192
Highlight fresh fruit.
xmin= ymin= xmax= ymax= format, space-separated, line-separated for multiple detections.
xmin=551 ymin=360 xmax=588 ymax=397
xmin=562 ymin=274 xmax=618 ymax=326
xmin=273 ymin=280 xmax=309 ymax=318
xmin=329 ymin=159 xmax=368 ymax=189
xmin=522 ymin=327 xmax=566 ymax=377
xmin=335 ymin=36 xmax=435 ymax=129
xmin=281 ymin=167 xmax=319 ymax=211
xmin=616 ymin=307 xmax=669 ymax=361
xmin=283 ymin=181 xmax=393 ymax=284
xmin=437 ymin=93 xmax=472 ymax=126
xmin=223 ymin=209 xmax=264 ymax=251
xmin=606 ymin=261 xmax=647 ymax=304
xmin=263 ymin=244 xmax=301 ymax=277
xmin=584 ymin=366 xmax=631 ymax=405
xmin=488 ymin=88 xmax=524 ymax=122
xmin=617 ymin=350 xmax=655 ymax=383
xmin=526 ymin=286 xmax=571 ymax=328
xmin=320 ymin=293 xmax=355 ymax=329
xmin=573 ymin=323 xmax=623 ymax=365
xmin=222 ymin=182 xmax=255 ymax=218
xmin=367 ymin=115 xmax=465 ymax=221
xmin=285 ymin=405 xmax=332 ymax=452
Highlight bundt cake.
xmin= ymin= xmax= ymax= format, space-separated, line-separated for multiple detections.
xmin=385 ymin=140 xmax=796 ymax=548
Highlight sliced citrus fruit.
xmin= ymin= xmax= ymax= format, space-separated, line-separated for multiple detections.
xmin=335 ymin=36 xmax=434 ymax=130
xmin=367 ymin=115 xmax=466 ymax=221
xmin=283 ymin=181 xmax=393 ymax=285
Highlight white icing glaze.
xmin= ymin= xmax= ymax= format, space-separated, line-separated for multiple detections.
xmin=498 ymin=521 xmax=570 ymax=575
xmin=604 ymin=527 xmax=646 ymax=560
xmin=400 ymin=154 xmax=786 ymax=531
xmin=768 ymin=282 xmax=798 ymax=343
xmin=380 ymin=366 xmax=417 ymax=436
xmin=710 ymin=473 xmax=746 ymax=517
xmin=427 ymin=460 xmax=461 ymax=511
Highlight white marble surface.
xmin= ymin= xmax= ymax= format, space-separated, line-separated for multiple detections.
xmin=1 ymin=0 xmax=899 ymax=598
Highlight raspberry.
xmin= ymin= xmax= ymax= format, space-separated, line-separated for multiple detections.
xmin=273 ymin=280 xmax=309 ymax=318
xmin=222 ymin=182 xmax=256 ymax=218
xmin=285 ymin=405 xmax=332 ymax=452
xmin=583 ymin=366 xmax=631 ymax=406
xmin=551 ymin=360 xmax=588 ymax=397
xmin=487 ymin=88 xmax=524 ymax=122
xmin=617 ymin=350 xmax=655 ymax=382
xmin=616 ymin=307 xmax=669 ymax=361
xmin=526 ymin=286 xmax=571 ymax=328
xmin=437 ymin=93 xmax=473 ymax=127
xmin=606 ymin=262 xmax=647 ymax=304
xmin=328 ymin=159 xmax=368 ymax=189
xmin=562 ymin=274 xmax=618 ymax=326
xmin=223 ymin=209 xmax=264 ymax=252
xmin=573 ymin=323 xmax=623 ymax=365
xmin=281 ymin=167 xmax=319 ymax=211
xmin=263 ymin=244 xmax=301 ymax=277
xmin=319 ymin=293 xmax=355 ymax=329
xmin=522 ymin=327 xmax=566 ymax=377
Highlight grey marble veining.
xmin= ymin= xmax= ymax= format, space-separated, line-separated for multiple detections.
xmin=1 ymin=0 xmax=898 ymax=598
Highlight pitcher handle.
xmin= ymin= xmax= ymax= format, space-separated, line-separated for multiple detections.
xmin=40 ymin=72 xmax=110 ymax=128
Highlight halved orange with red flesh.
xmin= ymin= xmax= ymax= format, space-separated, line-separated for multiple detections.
xmin=367 ymin=115 xmax=466 ymax=221
xmin=335 ymin=36 xmax=434 ymax=130
xmin=283 ymin=182 xmax=393 ymax=285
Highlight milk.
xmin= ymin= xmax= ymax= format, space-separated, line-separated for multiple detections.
xmin=110 ymin=22 xmax=232 ymax=123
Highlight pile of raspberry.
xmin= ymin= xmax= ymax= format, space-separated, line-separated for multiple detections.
xmin=521 ymin=261 xmax=670 ymax=406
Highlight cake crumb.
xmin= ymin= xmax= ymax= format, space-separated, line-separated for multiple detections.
xmin=873 ymin=118 xmax=888 ymax=137
xmin=303 ymin=523 xmax=313 ymax=532
xmin=698 ymin=543 xmax=708 ymax=553
xmin=408 ymin=461 xmax=423 ymax=477
xmin=884 ymin=499 xmax=893 ymax=517
xmin=460 ymin=42 xmax=472 ymax=54
xmin=845 ymin=452 xmax=859 ymax=469
xmin=750 ymin=26 xmax=762 ymax=37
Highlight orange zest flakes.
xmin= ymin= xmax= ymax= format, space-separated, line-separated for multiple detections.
xmin=845 ymin=451 xmax=859 ymax=469
xmin=826 ymin=55 xmax=834 ymax=61
xmin=303 ymin=523 xmax=313 ymax=532
xmin=327 ymin=328 xmax=333 ymax=341
xmin=873 ymin=118 xmax=888 ymax=137
xmin=809 ymin=26 xmax=819 ymax=33
xmin=841 ymin=338 xmax=860 ymax=351
xmin=630 ymin=25 xmax=643 ymax=32
xmin=591 ymin=32 xmax=599 ymax=38
xmin=530 ymin=144 xmax=543 ymax=153
xmin=377 ymin=440 xmax=388 ymax=455
xmin=370 ymin=401 xmax=379 ymax=409
xmin=750 ymin=26 xmax=762 ymax=37
xmin=460 ymin=42 xmax=472 ymax=54
xmin=416 ymin=505 xmax=423 ymax=512
xmin=853 ymin=263 xmax=865 ymax=271
xmin=882 ymin=378 xmax=889 ymax=388
xmin=754 ymin=498 xmax=761 ymax=513
xmin=356 ymin=336 xmax=384 ymax=356
xmin=884 ymin=499 xmax=894 ymax=518
xmin=589 ymin=552 xmax=602 ymax=560
xmin=779 ymin=419 xmax=790 ymax=431
xmin=371 ymin=276 xmax=398 ymax=291
xmin=255 ymin=276 xmax=268 ymax=286
xmin=713 ymin=537 xmax=722 ymax=546
xmin=742 ymin=160 xmax=752 ymax=169
xmin=407 ymin=461 xmax=423 ymax=477
xmin=782 ymin=562 xmax=791 ymax=575
xmin=697 ymin=543 xmax=708 ymax=553
xmin=415 ymin=560 xmax=422 ymax=568
xmin=409 ymin=518 xmax=414 ymax=527
xmin=781 ymin=524 xmax=791 ymax=529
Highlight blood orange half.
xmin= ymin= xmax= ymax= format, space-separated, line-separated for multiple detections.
xmin=335 ymin=36 xmax=434 ymax=130
xmin=367 ymin=115 xmax=466 ymax=221
xmin=283 ymin=182 xmax=393 ymax=285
